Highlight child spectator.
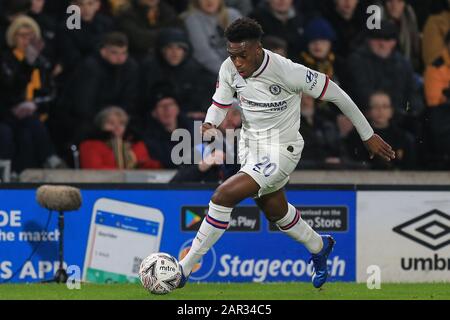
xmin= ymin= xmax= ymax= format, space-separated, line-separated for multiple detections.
xmin=299 ymin=17 xmax=340 ymax=83
xmin=183 ymin=0 xmax=242 ymax=75
xmin=79 ymin=106 xmax=161 ymax=169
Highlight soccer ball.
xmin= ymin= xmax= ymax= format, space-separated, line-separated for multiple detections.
xmin=139 ymin=252 xmax=182 ymax=295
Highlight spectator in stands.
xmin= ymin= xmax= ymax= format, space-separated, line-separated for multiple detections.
xmin=423 ymin=31 xmax=450 ymax=163
xmin=28 ymin=0 xmax=57 ymax=66
xmin=298 ymin=94 xmax=342 ymax=169
xmin=250 ymin=0 xmax=305 ymax=61
xmin=140 ymin=28 xmax=214 ymax=120
xmin=107 ymin=0 xmax=131 ymax=15
xmin=183 ymin=0 xmax=242 ymax=75
xmin=0 ymin=16 xmax=63 ymax=172
xmin=421 ymin=0 xmax=450 ymax=66
xmin=299 ymin=17 xmax=349 ymax=119
xmin=0 ymin=15 xmax=54 ymax=120
xmin=79 ymin=106 xmax=162 ymax=169
xmin=381 ymin=0 xmax=421 ymax=71
xmin=262 ymin=35 xmax=288 ymax=57
xmin=143 ymin=90 xmax=194 ymax=168
xmin=323 ymin=0 xmax=366 ymax=59
xmin=56 ymin=0 xmax=114 ymax=78
xmin=347 ymin=20 xmax=424 ymax=118
xmin=170 ymin=105 xmax=241 ymax=183
xmin=0 ymin=0 xmax=32 ymax=49
xmin=117 ymin=0 xmax=182 ymax=60
xmin=225 ymin=0 xmax=253 ymax=16
xmin=299 ymin=17 xmax=339 ymax=83
xmin=54 ymin=32 xmax=138 ymax=147
xmin=345 ymin=91 xmax=417 ymax=169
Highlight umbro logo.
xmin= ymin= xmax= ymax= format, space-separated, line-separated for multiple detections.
xmin=393 ymin=209 xmax=450 ymax=250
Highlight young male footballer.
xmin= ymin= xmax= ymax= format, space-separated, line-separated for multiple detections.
xmin=178 ymin=18 xmax=395 ymax=289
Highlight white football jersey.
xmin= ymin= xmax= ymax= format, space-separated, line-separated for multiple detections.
xmin=212 ymin=49 xmax=329 ymax=145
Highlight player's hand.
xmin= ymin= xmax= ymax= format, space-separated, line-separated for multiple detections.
xmin=201 ymin=122 xmax=219 ymax=140
xmin=363 ymin=134 xmax=396 ymax=162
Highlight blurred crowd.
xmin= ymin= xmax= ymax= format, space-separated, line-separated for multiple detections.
xmin=0 ymin=0 xmax=449 ymax=181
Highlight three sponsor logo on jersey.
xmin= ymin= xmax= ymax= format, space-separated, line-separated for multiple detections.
xmin=239 ymin=96 xmax=288 ymax=112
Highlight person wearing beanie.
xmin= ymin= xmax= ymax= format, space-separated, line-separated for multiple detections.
xmin=300 ymin=17 xmax=338 ymax=82
xmin=299 ymin=17 xmax=346 ymax=119
xmin=139 ymin=27 xmax=215 ymax=120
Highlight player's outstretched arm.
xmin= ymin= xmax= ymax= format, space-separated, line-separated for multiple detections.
xmin=202 ymin=104 xmax=229 ymax=136
xmin=321 ymin=80 xmax=396 ymax=162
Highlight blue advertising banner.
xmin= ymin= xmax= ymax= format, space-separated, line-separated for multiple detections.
xmin=0 ymin=187 xmax=356 ymax=283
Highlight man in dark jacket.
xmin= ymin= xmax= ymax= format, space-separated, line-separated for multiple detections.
xmin=53 ymin=32 xmax=138 ymax=146
xmin=345 ymin=91 xmax=417 ymax=170
xmin=117 ymin=0 xmax=182 ymax=60
xmin=322 ymin=0 xmax=366 ymax=59
xmin=140 ymin=27 xmax=215 ymax=119
xmin=143 ymin=90 xmax=194 ymax=169
xmin=250 ymin=0 xmax=305 ymax=61
xmin=56 ymin=0 xmax=114 ymax=78
xmin=347 ymin=20 xmax=424 ymax=118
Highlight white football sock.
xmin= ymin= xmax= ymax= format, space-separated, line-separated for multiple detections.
xmin=276 ymin=203 xmax=323 ymax=254
xmin=179 ymin=201 xmax=233 ymax=276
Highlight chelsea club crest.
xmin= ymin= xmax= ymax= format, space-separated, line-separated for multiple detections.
xmin=269 ymin=84 xmax=281 ymax=95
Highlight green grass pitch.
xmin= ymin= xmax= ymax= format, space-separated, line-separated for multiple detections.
xmin=1 ymin=282 xmax=450 ymax=300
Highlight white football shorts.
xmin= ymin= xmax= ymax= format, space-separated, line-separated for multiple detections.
xmin=238 ymin=138 xmax=304 ymax=198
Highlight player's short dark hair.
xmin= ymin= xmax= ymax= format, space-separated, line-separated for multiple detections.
xmin=224 ymin=17 xmax=264 ymax=43
xmin=101 ymin=32 xmax=129 ymax=48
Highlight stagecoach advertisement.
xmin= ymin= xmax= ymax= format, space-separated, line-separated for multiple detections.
xmin=0 ymin=187 xmax=356 ymax=284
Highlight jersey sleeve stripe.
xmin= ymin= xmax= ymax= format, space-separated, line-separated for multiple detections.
xmin=318 ymin=76 xmax=330 ymax=100
xmin=212 ymin=99 xmax=232 ymax=109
